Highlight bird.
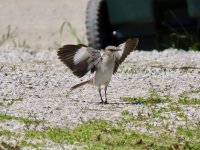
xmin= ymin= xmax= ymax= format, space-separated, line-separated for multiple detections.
xmin=57 ymin=38 xmax=139 ymax=104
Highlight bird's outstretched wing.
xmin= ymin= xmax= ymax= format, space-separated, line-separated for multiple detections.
xmin=57 ymin=44 xmax=102 ymax=77
xmin=113 ymin=38 xmax=139 ymax=74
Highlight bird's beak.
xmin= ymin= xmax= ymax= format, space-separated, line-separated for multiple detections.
xmin=110 ymin=48 xmax=121 ymax=52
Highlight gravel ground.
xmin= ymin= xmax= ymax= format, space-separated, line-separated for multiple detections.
xmin=0 ymin=46 xmax=200 ymax=148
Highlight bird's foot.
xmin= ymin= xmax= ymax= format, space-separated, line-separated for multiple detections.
xmin=98 ymin=101 xmax=108 ymax=104
xmin=104 ymin=101 xmax=108 ymax=104
xmin=99 ymin=101 xmax=104 ymax=104
xmin=99 ymin=101 xmax=108 ymax=104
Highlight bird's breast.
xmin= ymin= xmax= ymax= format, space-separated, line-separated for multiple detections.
xmin=93 ymin=55 xmax=115 ymax=86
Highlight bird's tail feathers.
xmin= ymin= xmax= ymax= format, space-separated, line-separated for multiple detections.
xmin=70 ymin=79 xmax=92 ymax=90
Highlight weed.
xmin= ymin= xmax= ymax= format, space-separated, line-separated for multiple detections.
xmin=120 ymin=91 xmax=171 ymax=104
xmin=168 ymin=104 xmax=182 ymax=112
xmin=12 ymin=39 xmax=30 ymax=48
xmin=177 ymin=126 xmax=200 ymax=140
xmin=1 ymin=118 xmax=200 ymax=149
xmin=59 ymin=21 xmax=86 ymax=44
xmin=0 ymin=64 xmax=4 ymax=71
xmin=145 ymin=122 xmax=154 ymax=130
xmin=163 ymin=10 xmax=200 ymax=51
xmin=0 ymin=25 xmax=17 ymax=46
xmin=25 ymin=130 xmax=46 ymax=139
xmin=178 ymin=92 xmax=200 ymax=105
xmin=0 ymin=113 xmax=44 ymax=125
xmin=157 ymin=107 xmax=169 ymax=113
xmin=137 ymin=111 xmax=148 ymax=121
xmin=170 ymin=31 xmax=200 ymax=51
xmin=120 ymin=97 xmax=146 ymax=104
xmin=179 ymin=97 xmax=200 ymax=105
xmin=0 ymin=141 xmax=20 ymax=150
xmin=2 ymin=97 xmax=23 ymax=106
xmin=148 ymin=90 xmax=172 ymax=104
xmin=0 ymin=129 xmax=43 ymax=149
xmin=121 ymin=110 xmax=130 ymax=116
xmin=178 ymin=112 xmax=187 ymax=119
xmin=20 ymin=141 xmax=43 ymax=149
xmin=150 ymin=108 xmax=165 ymax=119
xmin=23 ymin=119 xmax=178 ymax=149
xmin=3 ymin=97 xmax=23 ymax=102
xmin=0 ymin=129 xmax=17 ymax=137
xmin=189 ymin=87 xmax=200 ymax=94
xmin=0 ymin=25 xmax=30 ymax=48
xmin=11 ymin=65 xmax=17 ymax=71
xmin=121 ymin=67 xmax=137 ymax=74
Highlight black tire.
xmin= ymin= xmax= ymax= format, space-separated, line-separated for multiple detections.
xmin=86 ymin=0 xmax=114 ymax=49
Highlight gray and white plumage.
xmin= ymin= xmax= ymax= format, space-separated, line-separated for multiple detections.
xmin=57 ymin=44 xmax=101 ymax=77
xmin=57 ymin=38 xmax=139 ymax=103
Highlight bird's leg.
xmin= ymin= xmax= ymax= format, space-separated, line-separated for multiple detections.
xmin=98 ymin=86 xmax=104 ymax=103
xmin=104 ymin=85 xmax=108 ymax=104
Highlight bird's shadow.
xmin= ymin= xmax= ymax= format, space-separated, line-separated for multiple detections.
xmin=107 ymin=102 xmax=144 ymax=105
xmin=87 ymin=101 xmax=144 ymax=105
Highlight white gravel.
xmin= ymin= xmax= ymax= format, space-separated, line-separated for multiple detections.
xmin=0 ymin=46 xmax=200 ymax=148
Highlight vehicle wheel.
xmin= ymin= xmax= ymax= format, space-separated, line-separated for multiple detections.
xmin=86 ymin=0 xmax=114 ymax=49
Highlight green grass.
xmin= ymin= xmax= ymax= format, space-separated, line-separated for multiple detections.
xmin=162 ymin=10 xmax=200 ymax=51
xmin=0 ymin=118 xmax=200 ymax=149
xmin=120 ymin=91 xmax=172 ymax=104
xmin=121 ymin=91 xmax=200 ymax=105
xmin=121 ymin=110 xmax=130 ymax=116
xmin=23 ymin=119 xmax=200 ymax=149
xmin=178 ymin=92 xmax=200 ymax=105
xmin=0 ymin=129 xmax=17 ymax=137
xmin=0 ymin=141 xmax=20 ymax=150
xmin=1 ymin=97 xmax=23 ymax=106
xmin=20 ymin=141 xmax=43 ymax=149
xmin=0 ymin=129 xmax=42 ymax=149
xmin=170 ymin=31 xmax=200 ymax=51
xmin=0 ymin=113 xmax=45 ymax=149
xmin=2 ymin=97 xmax=23 ymax=101
xmin=0 ymin=93 xmax=199 ymax=149
xmin=0 ymin=113 xmax=44 ymax=125
xmin=177 ymin=125 xmax=200 ymax=140
xmin=168 ymin=104 xmax=182 ymax=112
xmin=22 ymin=120 xmax=175 ymax=149
xmin=179 ymin=97 xmax=200 ymax=105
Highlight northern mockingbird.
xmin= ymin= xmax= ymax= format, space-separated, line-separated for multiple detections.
xmin=57 ymin=38 xmax=139 ymax=104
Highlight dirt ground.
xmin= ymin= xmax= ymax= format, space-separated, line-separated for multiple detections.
xmin=0 ymin=0 xmax=89 ymax=49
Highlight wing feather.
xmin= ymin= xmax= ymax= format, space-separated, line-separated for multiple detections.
xmin=113 ymin=38 xmax=139 ymax=74
xmin=57 ymin=45 xmax=101 ymax=77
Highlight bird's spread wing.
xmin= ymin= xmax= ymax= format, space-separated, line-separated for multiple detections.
xmin=57 ymin=44 xmax=102 ymax=77
xmin=113 ymin=38 xmax=139 ymax=74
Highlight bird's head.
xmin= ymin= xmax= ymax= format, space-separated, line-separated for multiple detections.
xmin=105 ymin=46 xmax=121 ymax=55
